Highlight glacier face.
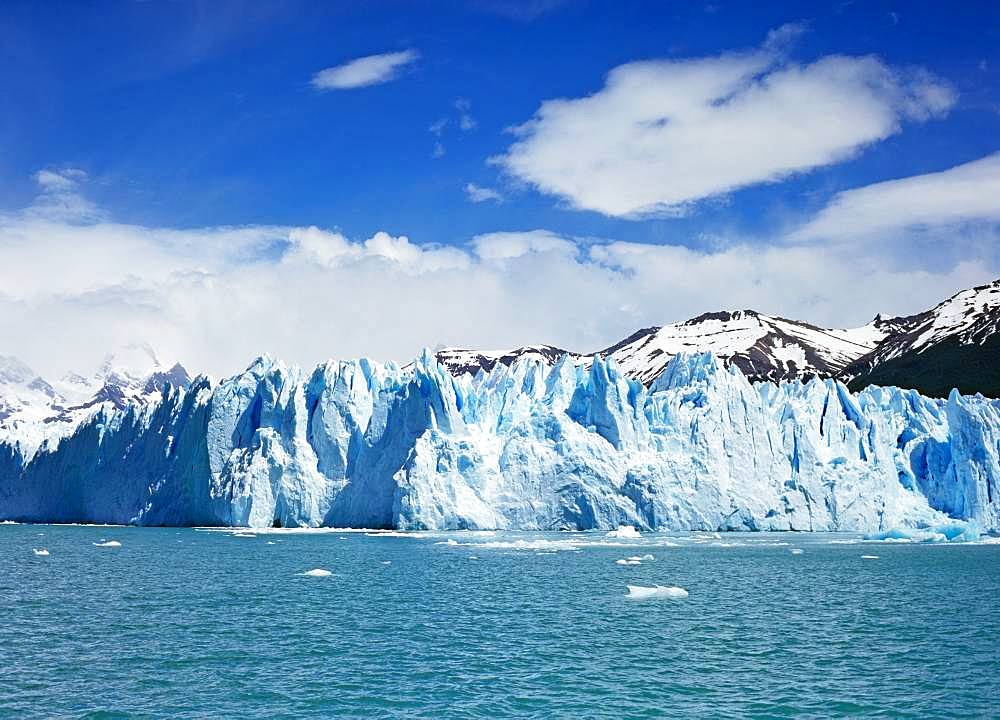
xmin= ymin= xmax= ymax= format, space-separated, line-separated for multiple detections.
xmin=1 ymin=350 xmax=998 ymax=532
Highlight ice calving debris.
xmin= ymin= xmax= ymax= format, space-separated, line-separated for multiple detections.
xmin=456 ymin=539 xmax=579 ymax=552
xmin=381 ymin=561 xmax=391 ymax=565
xmin=266 ymin=541 xmax=276 ymax=545
xmin=302 ymin=568 xmax=332 ymax=577
xmin=232 ymin=532 xmax=257 ymax=538
xmin=861 ymin=555 xmax=879 ymax=560
xmin=626 ymin=585 xmax=688 ymax=600
xmin=616 ymin=558 xmax=640 ymax=566
xmin=93 ymin=540 xmax=121 ymax=548
xmin=641 ymin=554 xmax=654 ymax=561
xmin=435 ymin=539 xmax=459 ymax=546
xmin=865 ymin=522 xmax=980 ymax=544
xmin=790 ymin=548 xmax=804 ymax=555
xmin=468 ymin=556 xmax=478 ymax=560
xmin=33 ymin=548 xmax=49 ymax=556
xmin=606 ymin=526 xmax=640 ymax=539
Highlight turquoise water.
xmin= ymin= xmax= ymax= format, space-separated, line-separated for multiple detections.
xmin=2 ymin=526 xmax=999 ymax=719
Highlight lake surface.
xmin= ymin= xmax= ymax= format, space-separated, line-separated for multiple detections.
xmin=2 ymin=525 xmax=998 ymax=719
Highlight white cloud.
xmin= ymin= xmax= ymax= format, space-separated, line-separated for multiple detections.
xmin=494 ymin=29 xmax=956 ymax=218
xmin=311 ymin=50 xmax=419 ymax=90
xmin=432 ymin=141 xmax=446 ymax=158
xmin=471 ymin=230 xmax=577 ymax=260
xmin=465 ymin=183 xmax=504 ymax=204
xmin=455 ymin=97 xmax=477 ymax=131
xmin=28 ymin=168 xmax=103 ymax=222
xmin=428 ymin=118 xmax=448 ymax=136
xmin=790 ymin=152 xmax=1000 ymax=241
xmin=0 ymin=171 xmax=995 ymax=381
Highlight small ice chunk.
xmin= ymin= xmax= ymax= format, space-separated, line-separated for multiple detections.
xmin=626 ymin=584 xmax=688 ymax=600
xmin=641 ymin=554 xmax=654 ymax=561
xmin=33 ymin=548 xmax=49 ymax=556
xmin=93 ymin=540 xmax=121 ymax=548
xmin=790 ymin=548 xmax=803 ymax=555
xmin=626 ymin=556 xmax=644 ymax=562
xmin=266 ymin=541 xmax=276 ymax=545
xmin=381 ymin=561 xmax=391 ymax=565
xmin=468 ymin=556 xmax=478 ymax=560
xmin=302 ymin=568 xmax=332 ymax=577
xmin=615 ymin=559 xmax=629 ymax=565
xmin=606 ymin=525 xmax=640 ymax=539
xmin=861 ymin=555 xmax=879 ymax=560
xmin=232 ymin=532 xmax=256 ymax=538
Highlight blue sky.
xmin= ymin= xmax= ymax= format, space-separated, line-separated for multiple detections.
xmin=1 ymin=0 xmax=999 ymax=376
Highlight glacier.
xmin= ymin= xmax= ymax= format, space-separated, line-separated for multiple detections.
xmin=1 ymin=350 xmax=998 ymax=532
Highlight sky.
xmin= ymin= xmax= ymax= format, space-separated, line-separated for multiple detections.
xmin=1 ymin=0 xmax=999 ymax=378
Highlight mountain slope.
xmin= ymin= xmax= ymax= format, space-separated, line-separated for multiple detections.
xmin=844 ymin=280 xmax=1000 ymax=397
xmin=0 ymin=346 xmax=190 ymax=455
xmin=437 ymin=311 xmax=888 ymax=386
xmin=437 ymin=280 xmax=1000 ymax=397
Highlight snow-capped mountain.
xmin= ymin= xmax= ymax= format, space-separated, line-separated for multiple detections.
xmin=596 ymin=310 xmax=889 ymax=385
xmin=435 ymin=345 xmax=577 ymax=376
xmin=436 ymin=311 xmax=890 ymax=386
xmin=0 ymin=344 xmax=190 ymax=456
xmin=436 ymin=280 xmax=1000 ymax=397
xmin=843 ymin=280 xmax=1000 ymax=397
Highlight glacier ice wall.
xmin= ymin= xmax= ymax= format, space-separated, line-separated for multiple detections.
xmin=1 ymin=350 xmax=998 ymax=531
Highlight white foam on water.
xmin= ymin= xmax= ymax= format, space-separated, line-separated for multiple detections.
xmin=33 ymin=548 xmax=49 ymax=556
xmin=861 ymin=555 xmax=880 ymax=560
xmin=626 ymin=584 xmax=688 ymax=600
xmin=448 ymin=538 xmax=580 ymax=552
xmin=302 ymin=568 xmax=332 ymax=577
xmin=790 ymin=548 xmax=804 ymax=555
xmin=606 ymin=525 xmax=641 ymax=539
xmin=92 ymin=540 xmax=121 ymax=548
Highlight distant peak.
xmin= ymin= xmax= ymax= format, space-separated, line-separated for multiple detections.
xmin=0 ymin=355 xmax=37 ymax=385
xmin=684 ymin=309 xmax=761 ymax=326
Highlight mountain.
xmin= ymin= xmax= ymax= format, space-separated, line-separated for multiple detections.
xmin=844 ymin=280 xmax=1000 ymax=397
xmin=596 ymin=310 xmax=888 ymax=385
xmin=1 ymin=350 xmax=996 ymax=532
xmin=0 ymin=344 xmax=190 ymax=456
xmin=435 ymin=279 xmax=1000 ymax=397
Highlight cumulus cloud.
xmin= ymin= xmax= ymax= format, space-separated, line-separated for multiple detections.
xmin=790 ymin=152 xmax=1000 ymax=241
xmin=465 ymin=183 xmax=504 ymax=203
xmin=0 ymin=171 xmax=995 ymax=380
xmin=311 ymin=50 xmax=419 ymax=90
xmin=494 ymin=28 xmax=957 ymax=218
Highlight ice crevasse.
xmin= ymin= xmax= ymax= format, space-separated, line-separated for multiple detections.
xmin=0 ymin=350 xmax=998 ymax=532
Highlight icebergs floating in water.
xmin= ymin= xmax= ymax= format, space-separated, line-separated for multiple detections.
xmin=865 ymin=522 xmax=980 ymax=544
xmin=861 ymin=555 xmax=879 ymax=560
xmin=33 ymin=548 xmax=49 ymax=556
xmin=93 ymin=540 xmax=121 ymax=548
xmin=790 ymin=548 xmax=804 ymax=555
xmin=302 ymin=568 xmax=332 ymax=577
xmin=626 ymin=584 xmax=688 ymax=600
xmin=606 ymin=525 xmax=641 ymax=539
xmin=616 ymin=558 xmax=640 ymax=566
xmin=231 ymin=532 xmax=257 ymax=538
